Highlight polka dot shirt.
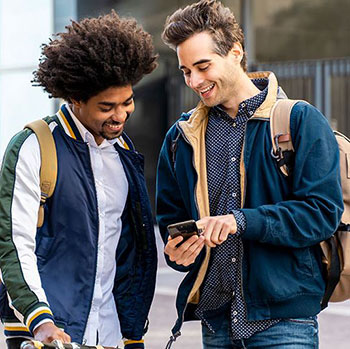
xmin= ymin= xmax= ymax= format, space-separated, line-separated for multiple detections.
xmin=195 ymin=78 xmax=280 ymax=339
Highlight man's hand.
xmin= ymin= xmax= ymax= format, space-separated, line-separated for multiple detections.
xmin=164 ymin=234 xmax=205 ymax=267
xmin=33 ymin=322 xmax=71 ymax=344
xmin=196 ymin=214 xmax=237 ymax=247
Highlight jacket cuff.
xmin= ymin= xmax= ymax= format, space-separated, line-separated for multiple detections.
xmin=124 ymin=339 xmax=145 ymax=348
xmin=240 ymin=207 xmax=267 ymax=241
xmin=24 ymin=303 xmax=54 ymax=335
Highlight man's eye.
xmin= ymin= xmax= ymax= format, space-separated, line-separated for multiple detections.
xmin=198 ymin=65 xmax=209 ymax=71
xmin=100 ymin=107 xmax=112 ymax=112
xmin=124 ymin=99 xmax=134 ymax=106
xmin=183 ymin=71 xmax=190 ymax=76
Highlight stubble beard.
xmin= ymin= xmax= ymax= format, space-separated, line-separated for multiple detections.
xmin=99 ymin=128 xmax=123 ymax=140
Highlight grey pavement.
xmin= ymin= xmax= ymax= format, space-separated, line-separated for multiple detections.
xmin=1 ymin=229 xmax=349 ymax=348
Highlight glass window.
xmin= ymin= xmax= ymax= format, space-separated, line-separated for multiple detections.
xmin=0 ymin=0 xmax=54 ymax=156
xmin=0 ymin=0 xmax=53 ymax=68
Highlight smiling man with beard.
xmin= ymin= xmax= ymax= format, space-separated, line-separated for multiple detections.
xmin=0 ymin=10 xmax=157 ymax=349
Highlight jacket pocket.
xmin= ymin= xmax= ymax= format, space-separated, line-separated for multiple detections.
xmin=292 ymin=247 xmax=314 ymax=278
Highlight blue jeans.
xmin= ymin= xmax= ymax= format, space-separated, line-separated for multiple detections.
xmin=202 ymin=316 xmax=319 ymax=348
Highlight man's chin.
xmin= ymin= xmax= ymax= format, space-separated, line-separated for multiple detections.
xmin=100 ymin=130 xmax=123 ymax=140
xmin=200 ymin=97 xmax=217 ymax=107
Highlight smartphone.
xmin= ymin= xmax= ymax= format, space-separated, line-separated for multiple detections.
xmin=167 ymin=219 xmax=202 ymax=241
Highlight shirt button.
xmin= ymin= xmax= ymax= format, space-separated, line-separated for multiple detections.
xmin=233 ymin=311 xmax=238 ymax=316
xmin=232 ymin=291 xmax=235 ymax=297
xmin=232 ymin=193 xmax=237 ymax=198
xmin=231 ymin=157 xmax=236 ymax=162
xmin=233 ymin=122 xmax=237 ymax=127
xmin=249 ymin=110 xmax=254 ymax=115
xmin=231 ymin=257 xmax=237 ymax=263
xmin=233 ymin=318 xmax=238 ymax=323
xmin=241 ymin=103 xmax=246 ymax=108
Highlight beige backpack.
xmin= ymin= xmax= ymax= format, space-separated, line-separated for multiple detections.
xmin=25 ymin=119 xmax=57 ymax=228
xmin=270 ymin=99 xmax=350 ymax=309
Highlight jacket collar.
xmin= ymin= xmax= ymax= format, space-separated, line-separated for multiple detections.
xmin=247 ymin=71 xmax=279 ymax=119
xmin=57 ymin=104 xmax=84 ymax=142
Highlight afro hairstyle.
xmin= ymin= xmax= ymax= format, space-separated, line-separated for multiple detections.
xmin=33 ymin=10 xmax=158 ymax=101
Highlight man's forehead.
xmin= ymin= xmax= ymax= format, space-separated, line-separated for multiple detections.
xmin=176 ymin=33 xmax=218 ymax=67
xmin=89 ymin=85 xmax=134 ymax=104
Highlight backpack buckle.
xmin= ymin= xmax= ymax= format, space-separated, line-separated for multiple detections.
xmin=271 ymin=133 xmax=284 ymax=160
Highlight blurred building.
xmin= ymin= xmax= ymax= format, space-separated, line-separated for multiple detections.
xmin=1 ymin=0 xmax=349 ymax=212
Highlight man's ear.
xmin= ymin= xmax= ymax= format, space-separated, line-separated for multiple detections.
xmin=70 ymin=99 xmax=82 ymax=108
xmin=229 ymin=42 xmax=243 ymax=64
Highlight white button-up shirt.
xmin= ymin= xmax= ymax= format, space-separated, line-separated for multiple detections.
xmin=65 ymin=104 xmax=128 ymax=347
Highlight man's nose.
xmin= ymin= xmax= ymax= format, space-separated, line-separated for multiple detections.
xmin=189 ymin=73 xmax=204 ymax=90
xmin=111 ymin=109 xmax=128 ymax=122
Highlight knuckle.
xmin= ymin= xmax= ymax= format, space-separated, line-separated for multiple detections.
xmin=204 ymin=236 xmax=211 ymax=244
xmin=211 ymin=237 xmax=218 ymax=244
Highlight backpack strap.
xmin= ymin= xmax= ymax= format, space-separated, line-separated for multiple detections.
xmin=270 ymin=99 xmax=302 ymax=176
xmin=320 ymin=234 xmax=343 ymax=310
xmin=25 ymin=120 xmax=57 ymax=228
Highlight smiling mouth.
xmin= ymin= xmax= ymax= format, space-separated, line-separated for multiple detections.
xmin=199 ymin=83 xmax=215 ymax=96
xmin=104 ymin=122 xmax=123 ymax=132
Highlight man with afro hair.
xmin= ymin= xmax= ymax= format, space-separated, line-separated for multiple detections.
xmin=0 ymin=10 xmax=158 ymax=349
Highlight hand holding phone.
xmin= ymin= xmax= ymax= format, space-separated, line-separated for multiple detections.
xmin=165 ymin=219 xmax=205 ymax=267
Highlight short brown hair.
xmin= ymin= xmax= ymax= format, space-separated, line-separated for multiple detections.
xmin=162 ymin=0 xmax=247 ymax=71
xmin=33 ymin=10 xmax=158 ymax=102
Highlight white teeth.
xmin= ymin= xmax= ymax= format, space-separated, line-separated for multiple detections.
xmin=200 ymin=84 xmax=215 ymax=94
xmin=106 ymin=123 xmax=121 ymax=130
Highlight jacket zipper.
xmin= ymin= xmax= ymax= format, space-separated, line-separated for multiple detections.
xmin=239 ymin=117 xmax=267 ymax=316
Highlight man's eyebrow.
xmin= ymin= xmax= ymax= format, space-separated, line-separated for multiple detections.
xmin=98 ymin=93 xmax=134 ymax=106
xmin=179 ymin=59 xmax=211 ymax=70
